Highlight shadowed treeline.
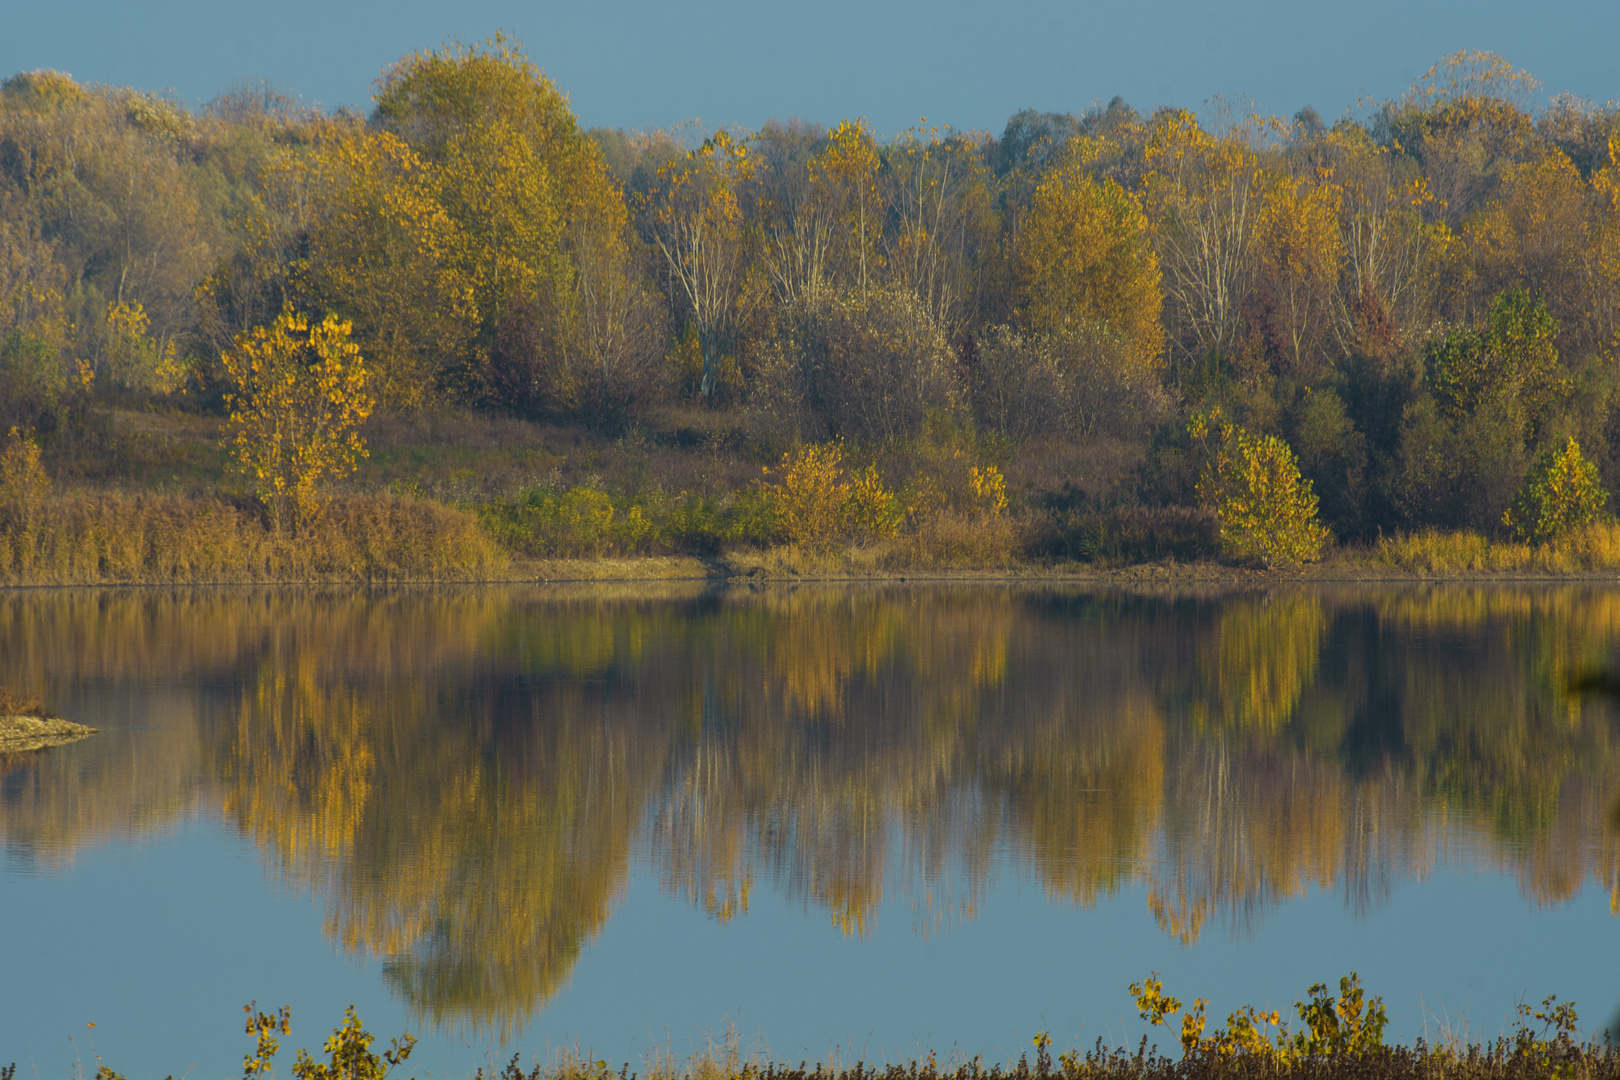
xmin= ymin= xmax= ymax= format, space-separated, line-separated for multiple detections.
xmin=1 ymin=585 xmax=1617 ymax=1034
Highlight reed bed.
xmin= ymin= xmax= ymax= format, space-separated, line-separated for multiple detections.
xmin=1370 ymin=523 xmax=1620 ymax=576
xmin=0 ymin=492 xmax=508 ymax=585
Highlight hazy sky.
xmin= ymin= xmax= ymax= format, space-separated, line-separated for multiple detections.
xmin=4 ymin=0 xmax=1618 ymax=138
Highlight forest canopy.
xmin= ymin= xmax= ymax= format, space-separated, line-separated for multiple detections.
xmin=4 ymin=42 xmax=1620 ymax=557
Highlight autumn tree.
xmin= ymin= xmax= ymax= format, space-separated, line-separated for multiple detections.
xmin=1503 ymin=436 xmax=1608 ymax=543
xmin=1316 ymin=125 xmax=1441 ymax=360
xmin=757 ymin=119 xmax=882 ymax=307
xmin=373 ymin=35 xmax=645 ymax=414
xmin=285 ymin=123 xmax=475 ymax=410
xmin=879 ymin=126 xmax=997 ymax=335
xmin=1253 ymin=162 xmax=1342 ymax=378
xmin=1142 ymin=110 xmax=1269 ymax=376
xmin=1193 ymin=415 xmax=1330 ymax=567
xmin=643 ymin=130 xmax=754 ymax=398
xmin=556 ymin=141 xmax=667 ymax=423
xmin=1375 ymin=51 xmax=1538 ymax=232
xmin=0 ymin=71 xmax=214 ymax=373
xmin=221 ymin=307 xmax=375 ymax=534
xmin=99 ymin=299 xmax=185 ymax=393
xmin=1013 ymin=137 xmax=1163 ymax=365
xmin=1467 ymin=150 xmax=1590 ymax=353
xmin=1426 ymin=288 xmax=1568 ymax=443
xmin=1590 ymin=135 xmax=1620 ymax=360
xmin=0 ymin=216 xmax=72 ymax=424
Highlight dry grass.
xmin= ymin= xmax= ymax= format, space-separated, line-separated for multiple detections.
xmin=522 ymin=1024 xmax=764 ymax=1080
xmin=1367 ymin=523 xmax=1620 ymax=576
xmin=0 ymin=685 xmax=47 ymax=717
xmin=521 ymin=555 xmax=723 ymax=581
xmin=883 ymin=510 xmax=1020 ymax=570
xmin=0 ymin=492 xmax=509 ymax=585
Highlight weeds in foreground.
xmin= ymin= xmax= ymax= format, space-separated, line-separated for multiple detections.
xmin=1127 ymin=972 xmax=1386 ymax=1061
xmin=27 ymin=977 xmax=1617 ymax=1080
xmin=238 ymin=1001 xmax=414 ymax=1080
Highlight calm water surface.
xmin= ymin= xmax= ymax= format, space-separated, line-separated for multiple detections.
xmin=1 ymin=584 xmax=1617 ymax=1078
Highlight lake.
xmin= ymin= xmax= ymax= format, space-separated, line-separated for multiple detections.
xmin=1 ymin=583 xmax=1617 ymax=1078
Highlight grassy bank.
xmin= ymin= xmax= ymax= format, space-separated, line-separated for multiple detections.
xmin=15 ymin=489 xmax=1620 ymax=586
xmin=11 ymin=404 xmax=1620 ymax=586
xmin=14 ymin=484 xmax=1620 ymax=585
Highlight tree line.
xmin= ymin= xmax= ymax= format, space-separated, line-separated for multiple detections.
xmin=3 ymin=42 xmax=1620 ymax=548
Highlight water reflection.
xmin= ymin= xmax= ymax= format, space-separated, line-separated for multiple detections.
xmin=1 ymin=585 xmax=1618 ymax=1035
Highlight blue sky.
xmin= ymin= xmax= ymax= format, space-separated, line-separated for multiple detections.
xmin=4 ymin=1 xmax=1618 ymax=137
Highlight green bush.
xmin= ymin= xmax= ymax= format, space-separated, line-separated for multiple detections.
xmin=480 ymin=486 xmax=619 ymax=557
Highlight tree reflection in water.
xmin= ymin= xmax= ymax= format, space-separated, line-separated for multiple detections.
xmin=1 ymin=585 xmax=1617 ymax=1036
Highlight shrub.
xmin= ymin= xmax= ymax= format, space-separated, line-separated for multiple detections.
xmin=842 ymin=463 xmax=903 ymax=543
xmin=971 ymin=326 xmax=1074 ymax=441
xmin=971 ymin=323 xmax=1169 ymax=443
xmin=241 ymin=1003 xmax=414 ymax=1080
xmin=766 ymin=442 xmax=849 ymax=549
xmin=751 ymin=287 xmax=961 ymax=441
xmin=481 ymin=486 xmax=620 ymax=558
xmin=1504 ymin=436 xmax=1609 ymax=544
xmin=762 ymin=442 xmax=905 ymax=551
xmin=1194 ymin=417 xmax=1330 ymax=567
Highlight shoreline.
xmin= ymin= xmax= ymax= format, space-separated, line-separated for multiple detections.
xmin=3 ymin=553 xmax=1620 ymax=590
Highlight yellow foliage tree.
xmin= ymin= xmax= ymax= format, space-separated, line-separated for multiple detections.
xmin=1014 ymin=138 xmax=1163 ymax=365
xmin=1318 ymin=126 xmax=1441 ymax=357
xmin=221 ymin=308 xmax=375 ymax=535
xmin=759 ymin=119 xmax=883 ymax=307
xmin=288 ymin=125 xmax=476 ymax=410
xmin=644 ymin=130 xmax=754 ymax=398
xmin=1142 ymin=110 xmax=1269 ymax=370
xmin=101 ymin=299 xmax=186 ymax=393
xmin=373 ymin=34 xmax=631 ymax=408
xmin=1503 ymin=436 xmax=1609 ymax=544
xmin=0 ymin=217 xmax=69 ymax=361
xmin=814 ymin=120 xmax=883 ymax=298
xmin=1193 ymin=417 xmax=1331 ymax=567
xmin=1592 ymin=135 xmax=1620 ymax=359
xmin=1254 ymin=166 xmax=1342 ymax=376
xmin=1467 ymin=150 xmax=1589 ymax=343
xmin=880 ymin=126 xmax=996 ymax=334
